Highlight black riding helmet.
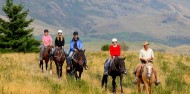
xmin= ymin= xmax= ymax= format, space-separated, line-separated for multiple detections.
xmin=73 ymin=31 xmax=78 ymax=35
xmin=44 ymin=29 xmax=49 ymax=32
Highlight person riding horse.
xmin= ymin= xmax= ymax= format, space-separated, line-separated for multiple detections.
xmin=67 ymin=31 xmax=87 ymax=70
xmin=104 ymin=38 xmax=127 ymax=75
xmin=133 ymin=41 xmax=160 ymax=86
xmin=51 ymin=30 xmax=67 ymax=57
xmin=39 ymin=29 xmax=52 ymax=61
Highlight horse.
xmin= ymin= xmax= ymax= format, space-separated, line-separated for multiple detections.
xmin=137 ymin=62 xmax=155 ymax=94
xmin=53 ymin=47 xmax=66 ymax=78
xmin=67 ymin=50 xmax=85 ymax=80
xmin=39 ymin=45 xmax=53 ymax=72
xmin=101 ymin=57 xmax=126 ymax=94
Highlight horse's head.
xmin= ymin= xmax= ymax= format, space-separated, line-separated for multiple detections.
xmin=73 ymin=49 xmax=85 ymax=66
xmin=145 ymin=63 xmax=153 ymax=78
xmin=113 ymin=57 xmax=126 ymax=74
xmin=53 ymin=47 xmax=65 ymax=61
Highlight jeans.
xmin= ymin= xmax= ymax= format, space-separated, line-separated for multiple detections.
xmin=39 ymin=45 xmax=45 ymax=60
xmin=104 ymin=58 xmax=111 ymax=73
xmin=67 ymin=51 xmax=74 ymax=65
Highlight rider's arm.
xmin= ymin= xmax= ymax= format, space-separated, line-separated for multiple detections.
xmin=110 ymin=45 xmax=113 ymax=58
xmin=118 ymin=45 xmax=121 ymax=57
xmin=62 ymin=37 xmax=65 ymax=47
xmin=42 ymin=35 xmax=46 ymax=46
xmin=78 ymin=40 xmax=83 ymax=50
xmin=70 ymin=41 xmax=75 ymax=51
xmin=49 ymin=36 xmax=53 ymax=46
xmin=147 ymin=49 xmax=154 ymax=61
xmin=55 ymin=38 xmax=58 ymax=47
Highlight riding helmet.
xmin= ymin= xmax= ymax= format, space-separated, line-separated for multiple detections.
xmin=44 ymin=29 xmax=49 ymax=32
xmin=73 ymin=31 xmax=78 ymax=35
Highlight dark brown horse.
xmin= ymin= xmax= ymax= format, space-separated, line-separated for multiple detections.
xmin=39 ymin=46 xmax=53 ymax=72
xmin=53 ymin=47 xmax=66 ymax=78
xmin=67 ymin=50 xmax=85 ymax=80
xmin=102 ymin=57 xmax=126 ymax=94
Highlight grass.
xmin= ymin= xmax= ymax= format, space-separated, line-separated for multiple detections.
xmin=0 ymin=52 xmax=190 ymax=94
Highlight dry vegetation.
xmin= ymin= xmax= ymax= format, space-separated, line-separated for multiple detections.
xmin=0 ymin=52 xmax=190 ymax=94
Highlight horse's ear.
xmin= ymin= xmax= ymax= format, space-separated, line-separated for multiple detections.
xmin=123 ymin=57 xmax=126 ymax=60
xmin=83 ymin=49 xmax=85 ymax=52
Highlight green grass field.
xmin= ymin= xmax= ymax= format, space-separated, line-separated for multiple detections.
xmin=0 ymin=52 xmax=190 ymax=94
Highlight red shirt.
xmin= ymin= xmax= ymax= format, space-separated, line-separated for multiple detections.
xmin=110 ymin=45 xmax=121 ymax=58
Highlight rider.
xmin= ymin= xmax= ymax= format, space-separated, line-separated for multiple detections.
xmin=51 ymin=30 xmax=67 ymax=57
xmin=133 ymin=41 xmax=160 ymax=86
xmin=103 ymin=38 xmax=127 ymax=75
xmin=67 ymin=31 xmax=88 ymax=70
xmin=39 ymin=29 xmax=52 ymax=61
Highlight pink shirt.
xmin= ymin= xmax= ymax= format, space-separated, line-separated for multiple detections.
xmin=42 ymin=35 xmax=52 ymax=46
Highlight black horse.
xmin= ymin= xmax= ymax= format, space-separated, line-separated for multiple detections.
xmin=101 ymin=57 xmax=126 ymax=94
xmin=53 ymin=47 xmax=66 ymax=78
xmin=67 ymin=50 xmax=85 ymax=80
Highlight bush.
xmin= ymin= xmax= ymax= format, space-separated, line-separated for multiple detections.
xmin=101 ymin=44 xmax=109 ymax=51
xmin=119 ymin=41 xmax=129 ymax=51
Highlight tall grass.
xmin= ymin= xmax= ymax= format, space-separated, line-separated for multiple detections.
xmin=0 ymin=52 xmax=190 ymax=94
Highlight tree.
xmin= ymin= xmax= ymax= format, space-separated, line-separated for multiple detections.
xmin=0 ymin=0 xmax=40 ymax=52
xmin=101 ymin=44 xmax=109 ymax=51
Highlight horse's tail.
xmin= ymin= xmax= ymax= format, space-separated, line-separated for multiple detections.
xmin=101 ymin=74 xmax=108 ymax=88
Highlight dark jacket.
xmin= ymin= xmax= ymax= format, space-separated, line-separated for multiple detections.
xmin=55 ymin=37 xmax=65 ymax=47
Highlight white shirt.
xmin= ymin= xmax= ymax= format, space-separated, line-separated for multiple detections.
xmin=139 ymin=48 xmax=154 ymax=59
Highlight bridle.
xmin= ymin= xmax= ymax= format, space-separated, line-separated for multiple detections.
xmin=72 ymin=51 xmax=84 ymax=65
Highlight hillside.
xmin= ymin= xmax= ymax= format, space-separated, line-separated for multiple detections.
xmin=0 ymin=52 xmax=190 ymax=94
xmin=0 ymin=0 xmax=190 ymax=46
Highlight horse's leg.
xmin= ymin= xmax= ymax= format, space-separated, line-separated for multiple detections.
xmin=60 ymin=62 xmax=63 ymax=78
xmin=144 ymin=83 xmax=149 ymax=94
xmin=101 ymin=75 xmax=108 ymax=91
xmin=45 ymin=60 xmax=48 ymax=71
xmin=112 ymin=76 xmax=116 ymax=93
xmin=50 ymin=60 xmax=53 ymax=75
xmin=137 ymin=81 xmax=141 ymax=93
xmin=40 ymin=60 xmax=44 ymax=72
xmin=74 ymin=71 xmax=78 ymax=80
xmin=120 ymin=75 xmax=123 ymax=94
xmin=149 ymin=83 xmax=152 ymax=94
xmin=55 ymin=62 xmax=59 ymax=78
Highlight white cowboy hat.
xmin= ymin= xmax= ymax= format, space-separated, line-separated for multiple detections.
xmin=112 ymin=38 xmax=117 ymax=42
xmin=143 ymin=41 xmax=149 ymax=45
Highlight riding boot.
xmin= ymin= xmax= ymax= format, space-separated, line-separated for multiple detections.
xmin=133 ymin=66 xmax=141 ymax=85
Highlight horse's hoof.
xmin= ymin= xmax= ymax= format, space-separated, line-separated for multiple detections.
xmin=50 ymin=70 xmax=52 ymax=75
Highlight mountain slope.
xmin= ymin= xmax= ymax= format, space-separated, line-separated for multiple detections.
xmin=0 ymin=0 xmax=190 ymax=46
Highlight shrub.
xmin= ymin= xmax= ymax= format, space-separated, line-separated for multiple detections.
xmin=101 ymin=44 xmax=109 ymax=51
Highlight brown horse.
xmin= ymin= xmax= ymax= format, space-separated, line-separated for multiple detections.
xmin=102 ymin=57 xmax=126 ymax=94
xmin=67 ymin=50 xmax=85 ymax=80
xmin=137 ymin=62 xmax=155 ymax=94
xmin=39 ymin=46 xmax=53 ymax=72
xmin=53 ymin=47 xmax=66 ymax=78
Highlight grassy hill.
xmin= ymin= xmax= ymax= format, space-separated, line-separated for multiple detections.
xmin=0 ymin=52 xmax=190 ymax=94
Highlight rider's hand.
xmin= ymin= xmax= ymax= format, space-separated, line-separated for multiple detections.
xmin=113 ymin=56 xmax=115 ymax=59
